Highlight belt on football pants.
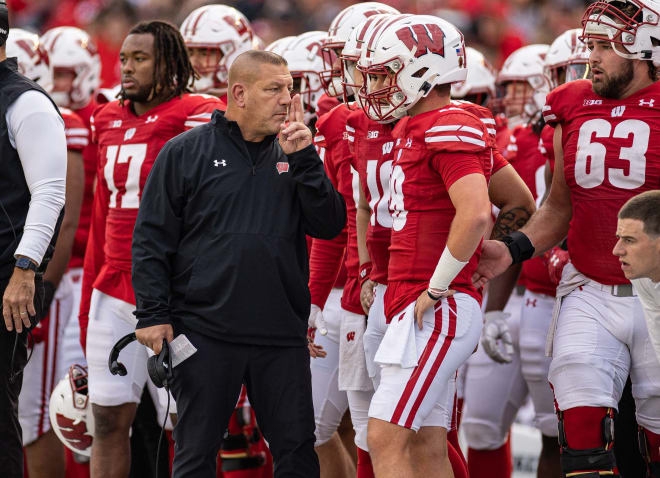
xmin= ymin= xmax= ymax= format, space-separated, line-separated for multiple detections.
xmin=585 ymin=281 xmax=636 ymax=298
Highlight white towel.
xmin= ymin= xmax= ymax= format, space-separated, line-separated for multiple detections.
xmin=545 ymin=263 xmax=589 ymax=356
xmin=338 ymin=313 xmax=373 ymax=392
xmin=374 ymin=302 xmax=418 ymax=369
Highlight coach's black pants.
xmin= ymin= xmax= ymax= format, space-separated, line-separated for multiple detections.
xmin=0 ymin=279 xmax=28 ymax=478
xmin=170 ymin=327 xmax=320 ymax=478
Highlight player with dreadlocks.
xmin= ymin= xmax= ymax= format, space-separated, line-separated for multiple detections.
xmin=78 ymin=20 xmax=224 ymax=478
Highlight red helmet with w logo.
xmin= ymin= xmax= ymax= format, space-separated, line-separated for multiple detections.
xmin=358 ymin=15 xmax=467 ymax=122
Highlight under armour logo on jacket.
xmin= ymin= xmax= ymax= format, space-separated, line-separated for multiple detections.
xmin=214 ymin=159 xmax=227 ymax=167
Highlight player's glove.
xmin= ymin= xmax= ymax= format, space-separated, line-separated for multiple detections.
xmin=308 ymin=304 xmax=328 ymax=336
xmin=543 ymin=247 xmax=570 ymax=286
xmin=481 ymin=311 xmax=514 ymax=364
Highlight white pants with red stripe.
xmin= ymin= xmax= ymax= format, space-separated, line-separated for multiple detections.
xmin=310 ymin=288 xmax=349 ymax=446
xmin=369 ymin=293 xmax=481 ymax=431
xmin=19 ymin=276 xmax=73 ymax=445
xmin=549 ymin=271 xmax=660 ymax=433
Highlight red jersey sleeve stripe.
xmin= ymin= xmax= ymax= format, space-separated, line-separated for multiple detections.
xmin=425 ymin=135 xmax=486 ymax=147
xmin=427 ymin=125 xmax=484 ymax=137
xmin=65 ymin=128 xmax=89 ymax=136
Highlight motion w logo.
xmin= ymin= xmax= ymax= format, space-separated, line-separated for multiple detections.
xmin=346 ymin=332 xmax=356 ymax=342
xmin=395 ymin=24 xmax=445 ymax=58
xmin=611 ymin=106 xmax=626 ymax=117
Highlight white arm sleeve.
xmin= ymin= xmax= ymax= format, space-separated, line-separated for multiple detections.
xmin=6 ymin=90 xmax=67 ymax=265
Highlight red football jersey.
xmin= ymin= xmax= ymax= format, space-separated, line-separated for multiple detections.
xmin=384 ymin=106 xmax=491 ymax=318
xmin=506 ymin=125 xmax=555 ymax=297
xmin=452 ymin=100 xmax=507 ymax=176
xmin=308 ymin=102 xmax=362 ymax=313
xmin=66 ymin=101 xmax=98 ymax=269
xmin=61 ymin=107 xmax=88 ymax=152
xmin=348 ymin=109 xmax=395 ymax=285
xmin=543 ymin=79 xmax=660 ymax=285
xmin=316 ymin=93 xmax=341 ymax=119
xmin=79 ymin=93 xmax=225 ymax=329
xmin=495 ymin=114 xmax=511 ymax=157
xmin=539 ymin=123 xmax=555 ymax=173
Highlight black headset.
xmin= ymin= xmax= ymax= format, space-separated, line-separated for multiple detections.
xmin=0 ymin=1 xmax=8 ymax=47
xmin=108 ymin=333 xmax=173 ymax=389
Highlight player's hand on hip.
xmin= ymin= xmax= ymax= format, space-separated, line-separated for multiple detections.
xmin=481 ymin=310 xmax=514 ymax=363
xmin=3 ymin=267 xmax=36 ymax=333
xmin=136 ymin=324 xmax=174 ymax=354
xmin=414 ymin=289 xmax=454 ymax=330
xmin=472 ymin=240 xmax=513 ymax=289
xmin=279 ymin=94 xmax=312 ymax=154
xmin=360 ymin=279 xmax=376 ymax=314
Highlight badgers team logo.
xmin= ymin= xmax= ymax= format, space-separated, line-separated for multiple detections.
xmin=276 ymin=162 xmax=290 ymax=174
xmin=395 ymin=24 xmax=445 ymax=58
xmin=55 ymin=414 xmax=93 ymax=451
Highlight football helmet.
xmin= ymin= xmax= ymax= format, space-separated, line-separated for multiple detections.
xmin=265 ymin=36 xmax=296 ymax=56
xmin=545 ymin=28 xmax=590 ymax=89
xmin=280 ymin=31 xmax=326 ymax=125
xmin=49 ymin=365 xmax=94 ymax=457
xmin=451 ymin=46 xmax=496 ymax=107
xmin=341 ymin=14 xmax=401 ymax=105
xmin=180 ymin=4 xmax=254 ymax=93
xmin=5 ymin=28 xmax=52 ymax=92
xmin=496 ymin=44 xmax=550 ymax=127
xmin=582 ymin=0 xmax=660 ymax=65
xmin=321 ymin=2 xmax=400 ymax=97
xmin=40 ymin=26 xmax=100 ymax=109
xmin=358 ymin=15 xmax=467 ymax=123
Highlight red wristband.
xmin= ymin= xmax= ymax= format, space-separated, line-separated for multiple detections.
xmin=359 ymin=262 xmax=372 ymax=287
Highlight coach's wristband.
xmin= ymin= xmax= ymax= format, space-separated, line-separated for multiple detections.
xmin=359 ymin=262 xmax=372 ymax=287
xmin=501 ymin=231 xmax=535 ymax=264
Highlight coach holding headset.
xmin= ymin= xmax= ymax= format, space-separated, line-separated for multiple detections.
xmin=131 ymin=50 xmax=346 ymax=477
xmin=0 ymin=2 xmax=67 ymax=476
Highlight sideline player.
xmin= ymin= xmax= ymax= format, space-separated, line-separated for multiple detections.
xmin=359 ymin=14 xmax=491 ymax=478
xmin=40 ymin=26 xmax=101 ymax=378
xmin=474 ymin=1 xmax=660 ymax=475
xmin=307 ymin=4 xmax=399 ymax=478
xmin=79 ymin=20 xmax=224 ymax=478
xmin=461 ymin=43 xmax=561 ymax=478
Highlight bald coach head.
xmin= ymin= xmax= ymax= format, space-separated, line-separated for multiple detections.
xmin=225 ymin=50 xmax=293 ymax=142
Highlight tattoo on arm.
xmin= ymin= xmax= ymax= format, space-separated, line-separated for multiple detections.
xmin=491 ymin=207 xmax=532 ymax=240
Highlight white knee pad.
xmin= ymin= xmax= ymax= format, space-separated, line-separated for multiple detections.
xmin=462 ymin=419 xmax=509 ymax=450
xmin=347 ymin=389 xmax=373 ymax=451
xmin=311 ymin=332 xmax=348 ymax=446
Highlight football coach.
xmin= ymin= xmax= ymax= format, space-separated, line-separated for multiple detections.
xmin=131 ymin=50 xmax=346 ymax=477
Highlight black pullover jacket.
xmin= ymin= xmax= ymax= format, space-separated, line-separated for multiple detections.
xmin=132 ymin=110 xmax=346 ymax=346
